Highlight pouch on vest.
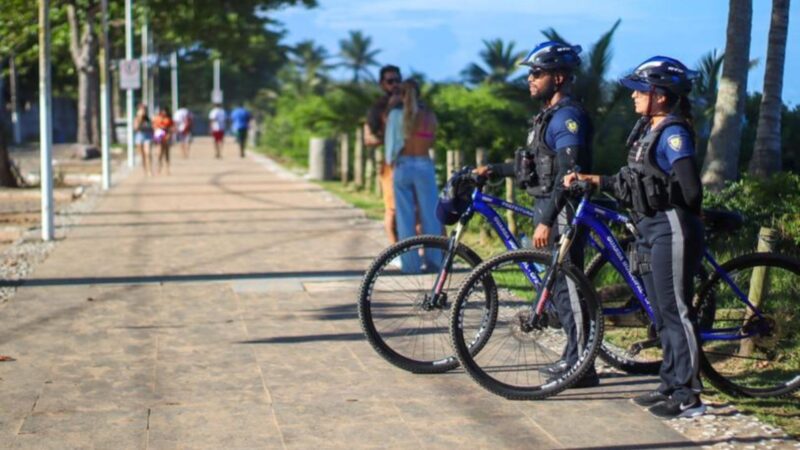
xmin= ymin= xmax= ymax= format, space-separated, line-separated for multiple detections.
xmin=532 ymin=153 xmax=555 ymax=196
xmin=643 ymin=174 xmax=669 ymax=211
xmin=514 ymin=148 xmax=537 ymax=189
xmin=625 ymin=170 xmax=654 ymax=216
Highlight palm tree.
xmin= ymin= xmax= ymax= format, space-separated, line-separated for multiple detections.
xmin=461 ymin=39 xmax=525 ymax=85
xmin=338 ymin=30 xmax=380 ymax=83
xmin=289 ymin=40 xmax=334 ymax=94
xmin=692 ymin=50 xmax=725 ymax=157
xmin=702 ymin=0 xmax=753 ymax=191
xmin=748 ymin=0 xmax=791 ymax=178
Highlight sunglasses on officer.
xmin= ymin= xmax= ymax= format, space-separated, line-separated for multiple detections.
xmin=528 ymin=69 xmax=550 ymax=80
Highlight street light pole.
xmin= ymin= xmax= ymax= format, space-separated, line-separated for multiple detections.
xmin=100 ymin=0 xmax=112 ymax=190
xmin=170 ymin=52 xmax=178 ymax=114
xmin=125 ymin=0 xmax=134 ymax=167
xmin=39 ymin=0 xmax=54 ymax=241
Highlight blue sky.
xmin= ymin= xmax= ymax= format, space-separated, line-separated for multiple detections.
xmin=273 ymin=0 xmax=800 ymax=105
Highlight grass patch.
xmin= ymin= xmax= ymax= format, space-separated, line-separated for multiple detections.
xmin=314 ymin=180 xmax=386 ymax=221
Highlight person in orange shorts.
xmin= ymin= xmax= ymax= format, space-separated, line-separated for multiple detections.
xmin=152 ymin=107 xmax=174 ymax=175
xmin=364 ymin=65 xmax=402 ymax=244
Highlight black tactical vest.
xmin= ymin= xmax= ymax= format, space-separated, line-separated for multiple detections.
xmin=524 ymin=98 xmax=591 ymax=196
xmin=624 ymin=115 xmax=694 ymax=214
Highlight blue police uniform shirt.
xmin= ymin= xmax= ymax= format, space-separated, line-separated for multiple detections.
xmin=545 ymin=106 xmax=588 ymax=151
xmin=655 ymin=123 xmax=694 ymax=173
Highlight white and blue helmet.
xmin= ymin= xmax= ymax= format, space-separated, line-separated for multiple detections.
xmin=520 ymin=41 xmax=582 ymax=71
xmin=620 ymin=56 xmax=698 ymax=95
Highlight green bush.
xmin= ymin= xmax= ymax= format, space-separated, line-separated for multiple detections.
xmin=703 ymin=173 xmax=800 ymax=253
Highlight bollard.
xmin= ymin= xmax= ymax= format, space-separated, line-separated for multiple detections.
xmin=354 ymin=127 xmax=364 ymax=189
xmin=475 ymin=147 xmax=487 ymax=167
xmin=340 ymin=133 xmax=349 ymax=185
xmin=446 ymin=150 xmax=453 ymax=176
xmin=308 ymin=137 xmax=336 ymax=180
xmin=739 ymin=227 xmax=778 ymax=356
xmin=505 ymin=158 xmax=516 ymax=237
xmin=374 ymin=147 xmax=383 ymax=196
xmin=365 ymin=145 xmax=375 ymax=195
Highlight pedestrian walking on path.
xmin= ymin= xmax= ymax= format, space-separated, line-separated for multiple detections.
xmin=173 ymin=106 xmax=194 ymax=158
xmin=208 ymin=103 xmax=227 ymax=158
xmin=153 ymin=107 xmax=175 ymax=175
xmin=134 ymin=103 xmax=154 ymax=176
xmin=230 ymin=104 xmax=252 ymax=158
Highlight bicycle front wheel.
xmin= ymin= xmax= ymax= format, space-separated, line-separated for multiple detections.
xmin=450 ymin=249 xmax=603 ymax=400
xmin=358 ymin=235 xmax=491 ymax=373
xmin=695 ymin=252 xmax=800 ymax=398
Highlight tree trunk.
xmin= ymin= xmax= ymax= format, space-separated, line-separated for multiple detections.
xmin=701 ymin=0 xmax=753 ymax=192
xmin=0 ymin=127 xmax=18 ymax=188
xmin=9 ymin=51 xmax=22 ymax=144
xmin=748 ymin=0 xmax=790 ymax=178
xmin=90 ymin=61 xmax=100 ymax=144
xmin=67 ymin=3 xmax=99 ymax=145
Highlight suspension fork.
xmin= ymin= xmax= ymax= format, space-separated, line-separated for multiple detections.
xmin=525 ymin=226 xmax=578 ymax=329
xmin=428 ymin=221 xmax=467 ymax=306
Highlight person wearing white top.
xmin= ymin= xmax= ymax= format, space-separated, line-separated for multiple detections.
xmin=173 ymin=107 xmax=194 ymax=158
xmin=208 ymin=104 xmax=227 ymax=158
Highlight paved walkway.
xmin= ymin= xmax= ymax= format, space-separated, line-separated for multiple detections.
xmin=1 ymin=138 xmax=698 ymax=449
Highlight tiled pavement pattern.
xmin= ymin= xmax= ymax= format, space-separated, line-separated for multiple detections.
xmin=0 ymin=138 xmax=702 ymax=449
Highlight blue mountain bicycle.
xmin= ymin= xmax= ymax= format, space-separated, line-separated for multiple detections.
xmin=357 ymin=169 xmax=603 ymax=398
xmin=450 ymin=180 xmax=800 ymax=399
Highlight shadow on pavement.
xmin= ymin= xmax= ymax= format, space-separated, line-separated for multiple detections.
xmin=2 ymin=269 xmax=365 ymax=288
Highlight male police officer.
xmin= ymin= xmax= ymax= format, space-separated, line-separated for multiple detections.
xmin=476 ymin=41 xmax=597 ymax=387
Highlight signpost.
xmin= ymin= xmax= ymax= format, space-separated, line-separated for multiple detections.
xmin=120 ymin=59 xmax=141 ymax=90
xmin=211 ymin=59 xmax=223 ymax=104
xmin=125 ymin=0 xmax=135 ymax=167
xmin=39 ymin=0 xmax=54 ymax=241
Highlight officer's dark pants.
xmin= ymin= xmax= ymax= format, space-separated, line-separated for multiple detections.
xmin=635 ymin=208 xmax=704 ymax=402
xmin=533 ymin=197 xmax=590 ymax=370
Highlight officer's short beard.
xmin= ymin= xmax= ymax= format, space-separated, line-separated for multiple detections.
xmin=531 ymin=77 xmax=564 ymax=104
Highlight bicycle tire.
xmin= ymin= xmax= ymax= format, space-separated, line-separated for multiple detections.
xmin=695 ymin=252 xmax=800 ymax=398
xmin=358 ymin=235 xmax=494 ymax=373
xmin=450 ymin=249 xmax=604 ymax=400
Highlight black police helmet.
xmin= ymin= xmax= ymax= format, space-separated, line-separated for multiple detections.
xmin=620 ymin=56 xmax=698 ymax=95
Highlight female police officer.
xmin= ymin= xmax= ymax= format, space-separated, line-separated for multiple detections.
xmin=564 ymin=56 xmax=705 ymax=418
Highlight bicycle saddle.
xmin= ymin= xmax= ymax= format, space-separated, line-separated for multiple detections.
xmin=702 ymin=209 xmax=744 ymax=235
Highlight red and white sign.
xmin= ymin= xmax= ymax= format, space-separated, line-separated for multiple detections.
xmin=119 ymin=59 xmax=141 ymax=90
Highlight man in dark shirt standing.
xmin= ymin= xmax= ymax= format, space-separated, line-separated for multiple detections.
xmin=365 ymin=65 xmax=402 ymax=244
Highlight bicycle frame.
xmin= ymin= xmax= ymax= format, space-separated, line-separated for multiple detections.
xmin=569 ymin=195 xmax=766 ymax=343
xmin=427 ymin=188 xmax=544 ymax=308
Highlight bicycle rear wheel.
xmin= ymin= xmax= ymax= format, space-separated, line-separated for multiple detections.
xmin=585 ymin=247 xmax=662 ymax=375
xmin=358 ymin=235 xmax=493 ymax=373
xmin=695 ymin=252 xmax=800 ymax=398
xmin=450 ymin=249 xmax=603 ymax=400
